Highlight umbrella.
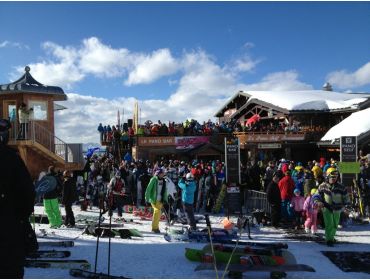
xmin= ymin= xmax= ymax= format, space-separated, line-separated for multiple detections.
xmin=246 ymin=114 xmax=261 ymax=126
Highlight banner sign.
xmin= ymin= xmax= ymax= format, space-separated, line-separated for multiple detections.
xmin=138 ymin=137 xmax=175 ymax=146
xmin=340 ymin=136 xmax=358 ymax=186
xmin=175 ymin=136 xmax=209 ymax=150
xmin=225 ymin=138 xmax=240 ymax=184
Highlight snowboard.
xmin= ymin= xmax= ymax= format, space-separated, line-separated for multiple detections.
xmin=75 ymin=214 xmax=104 ymax=224
xmin=26 ymin=250 xmax=71 ymax=258
xmin=35 ymin=175 xmax=57 ymax=196
xmin=25 ymin=259 xmax=90 ymax=270
xmin=194 ymin=263 xmax=316 ymax=272
xmin=70 ymin=269 xmax=130 ymax=279
xmin=202 ymin=244 xmax=279 ymax=256
xmin=83 ymin=226 xmax=143 ymax=239
xmin=38 ymin=240 xmax=75 ymax=247
xmin=218 ymin=240 xmax=288 ymax=249
xmin=185 ymin=248 xmax=285 ymax=265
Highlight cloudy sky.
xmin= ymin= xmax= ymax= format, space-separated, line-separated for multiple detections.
xmin=0 ymin=2 xmax=369 ymax=144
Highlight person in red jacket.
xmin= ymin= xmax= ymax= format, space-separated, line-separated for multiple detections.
xmin=278 ymin=169 xmax=295 ymax=222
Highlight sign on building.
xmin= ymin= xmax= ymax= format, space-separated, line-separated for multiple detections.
xmin=225 ymin=138 xmax=241 ymax=216
xmin=340 ymin=136 xmax=358 ymax=186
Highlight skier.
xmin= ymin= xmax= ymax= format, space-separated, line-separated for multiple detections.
xmin=267 ymin=171 xmax=283 ymax=228
xmin=43 ymin=165 xmax=63 ymax=228
xmin=107 ymin=171 xmax=127 ymax=217
xmin=313 ymin=170 xmax=350 ymax=246
xmin=178 ymin=173 xmax=197 ymax=230
xmin=145 ymin=168 xmax=168 ymax=233
xmin=0 ymin=119 xmax=35 ymax=278
xmin=303 ymin=188 xmax=319 ymax=234
xmin=62 ymin=170 xmax=78 ymax=227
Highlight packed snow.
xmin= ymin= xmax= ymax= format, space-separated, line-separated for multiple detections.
xmin=24 ymin=205 xmax=370 ymax=279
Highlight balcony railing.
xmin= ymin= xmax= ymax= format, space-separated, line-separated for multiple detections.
xmin=9 ymin=121 xmax=82 ymax=163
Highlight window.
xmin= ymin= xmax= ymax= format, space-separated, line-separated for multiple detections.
xmin=29 ymin=100 xmax=47 ymax=120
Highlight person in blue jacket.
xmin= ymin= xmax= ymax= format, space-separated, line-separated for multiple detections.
xmin=178 ymin=172 xmax=197 ymax=230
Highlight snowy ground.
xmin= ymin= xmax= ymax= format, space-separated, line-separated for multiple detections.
xmin=25 ymin=205 xmax=370 ymax=279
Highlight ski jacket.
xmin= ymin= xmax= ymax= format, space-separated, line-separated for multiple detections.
xmin=43 ymin=173 xmax=62 ymax=200
xmin=0 ymin=144 xmax=35 ymax=270
xmin=313 ymin=181 xmax=350 ymax=212
xmin=178 ymin=178 xmax=196 ymax=204
xmin=62 ymin=177 xmax=78 ymax=205
xmin=145 ymin=176 xmax=168 ymax=204
xmin=278 ymin=175 xmax=295 ymax=200
xmin=303 ymin=195 xmax=318 ymax=214
xmin=290 ymin=195 xmax=305 ymax=212
xmin=266 ymin=181 xmax=281 ymax=206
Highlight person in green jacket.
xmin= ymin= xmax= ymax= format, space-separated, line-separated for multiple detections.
xmin=313 ymin=170 xmax=349 ymax=246
xmin=145 ymin=168 xmax=167 ymax=233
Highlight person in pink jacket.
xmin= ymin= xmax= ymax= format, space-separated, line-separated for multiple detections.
xmin=303 ymin=188 xmax=319 ymax=234
xmin=290 ymin=188 xmax=305 ymax=229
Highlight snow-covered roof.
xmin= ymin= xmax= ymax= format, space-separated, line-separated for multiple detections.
xmin=215 ymin=90 xmax=370 ymax=116
xmin=243 ymin=90 xmax=370 ymax=111
xmin=321 ymin=107 xmax=370 ymax=141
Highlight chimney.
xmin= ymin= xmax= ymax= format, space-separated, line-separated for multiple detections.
xmin=323 ymin=82 xmax=333 ymax=91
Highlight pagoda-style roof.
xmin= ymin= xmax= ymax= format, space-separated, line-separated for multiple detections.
xmin=0 ymin=66 xmax=67 ymax=100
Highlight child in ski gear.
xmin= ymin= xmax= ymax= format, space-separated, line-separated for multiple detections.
xmin=303 ymin=188 xmax=319 ymax=234
xmin=62 ymin=170 xmax=78 ymax=227
xmin=290 ymin=188 xmax=305 ymax=229
xmin=313 ymin=170 xmax=350 ymax=246
xmin=43 ymin=165 xmax=63 ymax=228
xmin=178 ymin=172 xmax=197 ymax=230
xmin=0 ymin=119 xmax=35 ymax=278
xmin=145 ymin=168 xmax=167 ymax=233
xmin=108 ymin=171 xmax=127 ymax=217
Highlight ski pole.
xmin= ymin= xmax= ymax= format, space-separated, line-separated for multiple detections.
xmin=205 ymin=214 xmax=218 ymax=279
xmin=94 ymin=206 xmax=103 ymax=273
xmin=107 ymin=200 xmax=113 ymax=276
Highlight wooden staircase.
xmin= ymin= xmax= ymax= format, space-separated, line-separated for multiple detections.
xmin=8 ymin=121 xmax=84 ymax=178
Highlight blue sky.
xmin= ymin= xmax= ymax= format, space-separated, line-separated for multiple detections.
xmin=0 ymin=2 xmax=369 ymax=143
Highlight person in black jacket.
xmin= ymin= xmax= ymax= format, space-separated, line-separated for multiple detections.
xmin=267 ymin=170 xmax=283 ymax=228
xmin=62 ymin=170 xmax=77 ymax=227
xmin=43 ymin=165 xmax=63 ymax=228
xmin=0 ymin=119 xmax=35 ymax=278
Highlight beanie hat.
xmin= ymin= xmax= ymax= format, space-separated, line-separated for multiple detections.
xmin=310 ymin=188 xmax=317 ymax=195
xmin=293 ymin=188 xmax=301 ymax=194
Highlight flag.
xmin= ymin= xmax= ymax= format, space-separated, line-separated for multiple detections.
xmin=133 ymin=100 xmax=139 ymax=133
xmin=117 ymin=110 xmax=120 ymax=129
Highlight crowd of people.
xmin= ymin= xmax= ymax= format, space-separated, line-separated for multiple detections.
xmin=97 ymin=117 xmax=312 ymax=142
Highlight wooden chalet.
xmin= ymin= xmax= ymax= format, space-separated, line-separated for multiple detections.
xmin=215 ymin=88 xmax=370 ymax=163
xmin=0 ymin=66 xmax=84 ymax=179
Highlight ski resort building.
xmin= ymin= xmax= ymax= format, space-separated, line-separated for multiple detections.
xmin=215 ymin=87 xmax=370 ymax=162
xmin=0 ymin=66 xmax=84 ymax=179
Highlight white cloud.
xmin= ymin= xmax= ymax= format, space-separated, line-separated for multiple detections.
xmin=125 ymin=49 xmax=179 ymax=86
xmin=0 ymin=40 xmax=29 ymax=49
xmin=243 ymin=70 xmax=313 ymax=91
xmin=326 ymin=62 xmax=370 ymax=90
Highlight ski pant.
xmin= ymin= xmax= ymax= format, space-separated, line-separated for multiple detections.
xmin=44 ymin=198 xmax=62 ymax=227
xmin=322 ymin=208 xmax=341 ymax=242
xmin=64 ymin=203 xmax=75 ymax=226
xmin=304 ymin=210 xmax=318 ymax=233
xmin=151 ymin=201 xmax=163 ymax=231
xmin=281 ymin=200 xmax=294 ymax=221
xmin=270 ymin=204 xmax=281 ymax=227
xmin=113 ymin=195 xmax=125 ymax=217
xmin=183 ymin=203 xmax=196 ymax=230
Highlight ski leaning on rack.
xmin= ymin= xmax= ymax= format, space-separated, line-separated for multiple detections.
xmin=25 ymin=259 xmax=90 ymax=270
xmin=38 ymin=240 xmax=75 ymax=247
xmin=70 ymin=269 xmax=130 ymax=279
xmin=194 ymin=263 xmax=316 ymax=273
xmin=26 ymin=250 xmax=71 ymax=258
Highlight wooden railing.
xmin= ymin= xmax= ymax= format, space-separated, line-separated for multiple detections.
xmin=9 ymin=121 xmax=80 ymax=163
